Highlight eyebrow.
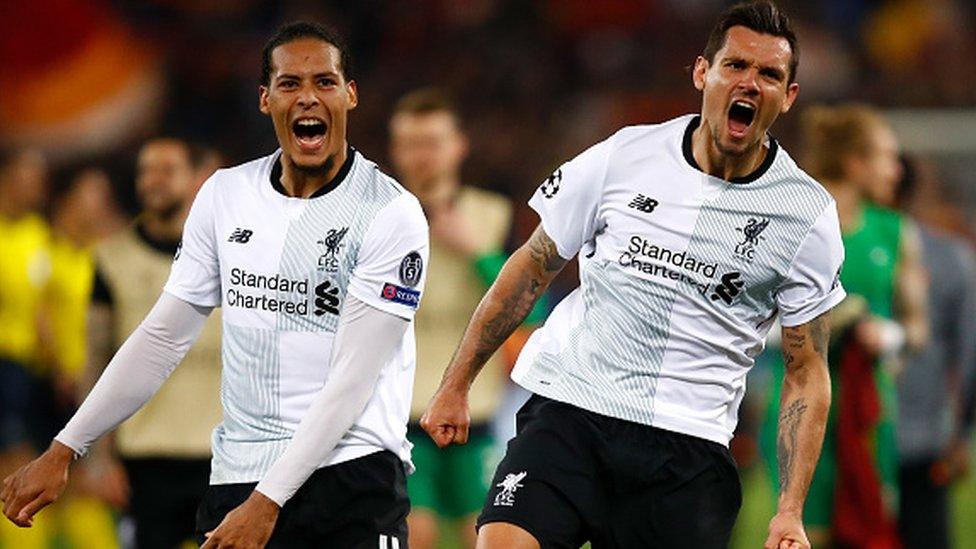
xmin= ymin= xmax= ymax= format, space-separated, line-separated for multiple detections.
xmin=723 ymin=56 xmax=786 ymax=79
xmin=275 ymin=71 xmax=339 ymax=80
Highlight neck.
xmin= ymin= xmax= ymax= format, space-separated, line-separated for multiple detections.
xmin=279 ymin=145 xmax=347 ymax=198
xmin=821 ymin=179 xmax=863 ymax=233
xmin=692 ymin=120 xmax=767 ymax=181
xmin=55 ymin=220 xmax=83 ymax=247
xmin=0 ymin=191 xmax=27 ymax=220
xmin=142 ymin=207 xmax=187 ymax=242
xmin=412 ymin=175 xmax=461 ymax=211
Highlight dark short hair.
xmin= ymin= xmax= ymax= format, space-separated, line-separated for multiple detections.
xmin=702 ymin=1 xmax=799 ymax=83
xmin=261 ymin=21 xmax=351 ymax=86
xmin=393 ymin=88 xmax=461 ymax=124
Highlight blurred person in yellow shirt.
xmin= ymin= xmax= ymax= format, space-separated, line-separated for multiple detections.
xmin=38 ymin=168 xmax=123 ymax=549
xmin=390 ymin=89 xmax=515 ymax=549
xmin=0 ymin=149 xmax=53 ymax=549
xmin=83 ymin=138 xmax=223 ymax=549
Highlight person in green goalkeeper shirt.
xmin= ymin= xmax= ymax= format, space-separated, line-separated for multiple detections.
xmin=389 ymin=88 xmax=546 ymax=549
xmin=760 ymin=104 xmax=928 ymax=547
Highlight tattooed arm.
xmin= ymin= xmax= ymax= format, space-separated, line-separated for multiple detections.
xmin=421 ymin=224 xmax=568 ymax=447
xmin=764 ymin=311 xmax=832 ymax=549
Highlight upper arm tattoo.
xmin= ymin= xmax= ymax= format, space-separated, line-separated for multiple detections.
xmin=781 ymin=311 xmax=831 ymax=368
xmin=808 ymin=313 xmax=829 ymax=361
xmin=526 ymin=225 xmax=568 ymax=274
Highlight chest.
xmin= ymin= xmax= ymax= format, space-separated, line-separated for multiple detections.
xmin=215 ymin=194 xmax=369 ymax=331
xmin=591 ymin=166 xmax=820 ymax=313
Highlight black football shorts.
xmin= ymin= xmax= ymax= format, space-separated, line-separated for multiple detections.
xmin=478 ymin=395 xmax=742 ymax=548
xmin=196 ymin=450 xmax=409 ymax=548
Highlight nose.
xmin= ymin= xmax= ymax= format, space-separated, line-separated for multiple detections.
xmin=737 ymin=69 xmax=760 ymax=95
xmin=297 ymin=82 xmax=319 ymax=109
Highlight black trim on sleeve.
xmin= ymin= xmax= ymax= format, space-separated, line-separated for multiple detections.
xmin=91 ymin=265 xmax=114 ymax=306
xmin=682 ymin=115 xmax=778 ymax=185
xmin=135 ymin=222 xmax=181 ymax=256
xmin=270 ymin=146 xmax=356 ymax=199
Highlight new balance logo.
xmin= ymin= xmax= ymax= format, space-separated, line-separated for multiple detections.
xmin=628 ymin=194 xmax=659 ymax=213
xmin=493 ymin=471 xmax=527 ymax=507
xmin=314 ymin=281 xmax=340 ymax=316
xmin=710 ymin=271 xmax=744 ymax=305
xmin=228 ymin=228 xmax=253 ymax=243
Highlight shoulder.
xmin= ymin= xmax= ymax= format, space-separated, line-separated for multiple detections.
xmin=21 ymin=213 xmax=52 ymax=240
xmin=767 ymin=147 xmax=835 ymax=208
xmin=353 ymin=157 xmax=426 ymax=236
xmin=610 ymin=114 xmax=695 ymax=151
xmin=462 ymin=186 xmax=511 ymax=214
xmin=97 ymin=225 xmax=137 ymax=255
xmin=204 ymin=151 xmax=279 ymax=194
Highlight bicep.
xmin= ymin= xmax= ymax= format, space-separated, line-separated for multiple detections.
xmin=520 ymin=223 xmax=570 ymax=280
xmin=780 ymin=311 xmax=831 ymax=371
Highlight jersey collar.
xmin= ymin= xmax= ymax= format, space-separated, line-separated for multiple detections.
xmin=681 ymin=115 xmax=778 ymax=185
xmin=270 ymin=145 xmax=356 ymax=199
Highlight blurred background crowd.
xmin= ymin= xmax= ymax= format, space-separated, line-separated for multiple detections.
xmin=2 ymin=0 xmax=975 ymax=548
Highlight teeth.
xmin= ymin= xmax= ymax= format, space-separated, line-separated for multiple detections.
xmin=733 ymin=101 xmax=755 ymax=111
xmin=296 ymin=119 xmax=322 ymax=126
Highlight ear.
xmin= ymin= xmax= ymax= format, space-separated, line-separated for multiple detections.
xmin=259 ymin=85 xmax=270 ymax=115
xmin=780 ymin=82 xmax=800 ymax=114
xmin=693 ymin=56 xmax=708 ymax=92
xmin=346 ymin=80 xmax=359 ymax=110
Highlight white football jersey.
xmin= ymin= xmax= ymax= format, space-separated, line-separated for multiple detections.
xmin=513 ymin=115 xmax=845 ymax=445
xmin=164 ymin=148 xmax=429 ymax=484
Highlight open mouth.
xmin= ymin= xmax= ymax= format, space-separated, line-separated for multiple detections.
xmin=727 ymin=100 xmax=756 ymax=138
xmin=292 ymin=117 xmax=327 ymax=151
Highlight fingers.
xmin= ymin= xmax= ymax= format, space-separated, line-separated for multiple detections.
xmin=16 ymin=493 xmax=54 ymax=527
xmin=1 ymin=475 xmax=11 ymax=504
xmin=431 ymin=425 xmax=456 ymax=448
xmin=3 ymin=488 xmax=40 ymax=527
xmin=200 ymin=530 xmax=216 ymax=549
xmin=455 ymin=422 xmax=470 ymax=445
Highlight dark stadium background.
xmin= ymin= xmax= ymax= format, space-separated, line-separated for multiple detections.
xmin=2 ymin=1 xmax=974 ymax=548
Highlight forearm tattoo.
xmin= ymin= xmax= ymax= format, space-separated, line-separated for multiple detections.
xmin=450 ymin=226 xmax=567 ymax=382
xmin=777 ymin=398 xmax=808 ymax=492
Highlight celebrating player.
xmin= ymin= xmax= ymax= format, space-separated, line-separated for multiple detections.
xmin=2 ymin=21 xmax=428 ymax=548
xmin=422 ymin=2 xmax=842 ymax=548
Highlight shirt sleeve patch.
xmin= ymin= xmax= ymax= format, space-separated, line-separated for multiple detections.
xmin=398 ymin=251 xmax=424 ymax=288
xmin=381 ymin=282 xmax=421 ymax=308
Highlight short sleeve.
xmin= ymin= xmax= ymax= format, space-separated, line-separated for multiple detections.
xmin=528 ymin=136 xmax=612 ymax=259
xmin=777 ymin=201 xmax=847 ymax=327
xmin=163 ymin=177 xmax=222 ymax=307
xmin=347 ymin=193 xmax=429 ymax=320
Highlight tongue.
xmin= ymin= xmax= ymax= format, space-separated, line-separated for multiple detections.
xmin=728 ymin=117 xmax=749 ymax=136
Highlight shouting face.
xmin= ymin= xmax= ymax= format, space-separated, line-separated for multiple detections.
xmin=694 ymin=26 xmax=799 ymax=158
xmin=260 ymin=38 xmax=358 ymax=174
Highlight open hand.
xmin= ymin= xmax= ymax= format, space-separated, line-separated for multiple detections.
xmin=201 ymin=491 xmax=279 ymax=549
xmin=1 ymin=441 xmax=74 ymax=527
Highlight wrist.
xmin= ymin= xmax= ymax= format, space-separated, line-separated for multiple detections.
xmin=775 ymin=502 xmax=803 ymax=517
xmin=48 ymin=440 xmax=78 ymax=464
xmin=440 ymin=372 xmax=473 ymax=393
xmin=248 ymin=490 xmax=282 ymax=514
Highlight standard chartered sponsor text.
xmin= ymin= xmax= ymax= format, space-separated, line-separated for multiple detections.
xmin=227 ymin=267 xmax=310 ymax=314
xmin=618 ymin=236 xmax=716 ymax=294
